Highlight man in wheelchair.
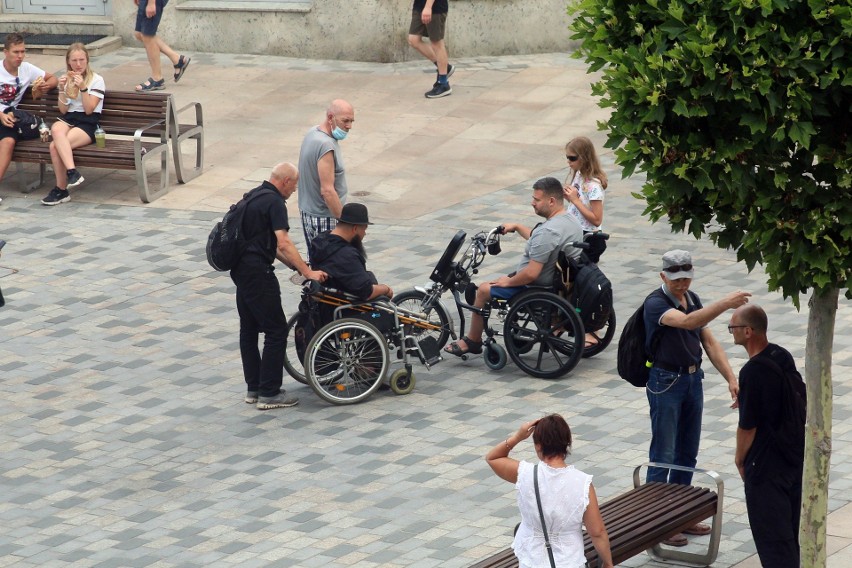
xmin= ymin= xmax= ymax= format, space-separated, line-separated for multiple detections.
xmin=444 ymin=177 xmax=583 ymax=357
xmin=309 ymin=202 xmax=395 ymax=301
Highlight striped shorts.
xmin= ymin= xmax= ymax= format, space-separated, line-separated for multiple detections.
xmin=300 ymin=211 xmax=337 ymax=262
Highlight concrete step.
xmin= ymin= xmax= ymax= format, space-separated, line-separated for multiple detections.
xmin=35 ymin=36 xmax=124 ymax=58
xmin=0 ymin=15 xmax=121 ymax=55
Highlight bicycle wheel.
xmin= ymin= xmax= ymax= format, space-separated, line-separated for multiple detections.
xmin=503 ymin=292 xmax=584 ymax=379
xmin=304 ymin=318 xmax=390 ymax=405
xmin=583 ymin=309 xmax=616 ymax=358
xmin=284 ymin=313 xmax=307 ymax=384
xmin=392 ymin=289 xmax=452 ymax=349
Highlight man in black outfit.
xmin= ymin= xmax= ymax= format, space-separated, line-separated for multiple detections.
xmin=231 ymin=162 xmax=326 ymax=410
xmin=309 ymin=203 xmax=394 ymax=301
xmin=731 ymin=304 xmax=805 ymax=567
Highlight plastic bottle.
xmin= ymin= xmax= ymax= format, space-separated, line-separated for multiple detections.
xmin=95 ymin=125 xmax=105 ymax=148
xmin=38 ymin=119 xmax=49 ymax=142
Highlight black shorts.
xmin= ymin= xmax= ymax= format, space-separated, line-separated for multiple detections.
xmin=58 ymin=112 xmax=99 ymax=143
xmin=409 ymin=10 xmax=447 ymax=41
xmin=0 ymin=123 xmax=20 ymax=141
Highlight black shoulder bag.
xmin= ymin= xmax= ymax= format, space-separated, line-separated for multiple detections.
xmin=533 ymin=463 xmax=557 ymax=568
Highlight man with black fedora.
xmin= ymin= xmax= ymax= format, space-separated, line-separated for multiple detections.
xmin=309 ymin=203 xmax=394 ymax=301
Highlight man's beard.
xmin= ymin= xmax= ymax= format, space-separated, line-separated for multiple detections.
xmin=351 ymin=235 xmax=367 ymax=260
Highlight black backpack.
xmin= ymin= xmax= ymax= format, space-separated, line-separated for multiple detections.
xmin=762 ymin=353 xmax=807 ymax=466
xmin=206 ymin=187 xmax=272 ymax=271
xmin=617 ymin=289 xmax=694 ymax=387
xmin=568 ymin=257 xmax=612 ymax=333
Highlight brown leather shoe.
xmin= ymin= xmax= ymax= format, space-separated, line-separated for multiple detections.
xmin=662 ymin=533 xmax=688 ymax=547
xmin=683 ymin=523 xmax=712 ymax=536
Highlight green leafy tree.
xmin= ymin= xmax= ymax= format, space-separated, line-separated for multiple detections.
xmin=568 ymin=0 xmax=850 ymax=564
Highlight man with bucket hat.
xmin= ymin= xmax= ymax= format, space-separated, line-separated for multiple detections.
xmin=642 ymin=249 xmax=751 ymax=546
xmin=309 ymin=203 xmax=394 ymax=301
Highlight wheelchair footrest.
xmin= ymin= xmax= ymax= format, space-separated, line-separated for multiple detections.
xmin=417 ymin=336 xmax=441 ymax=365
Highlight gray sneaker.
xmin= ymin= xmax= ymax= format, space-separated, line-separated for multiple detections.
xmin=245 ymin=391 xmax=258 ymax=404
xmin=257 ymin=392 xmax=299 ymax=410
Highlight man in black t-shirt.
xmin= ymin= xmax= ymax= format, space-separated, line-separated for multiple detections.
xmin=230 ymin=162 xmax=326 ymax=410
xmin=731 ymin=304 xmax=804 ymax=568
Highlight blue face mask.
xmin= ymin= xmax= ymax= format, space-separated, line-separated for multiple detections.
xmin=330 ymin=116 xmax=348 ymax=141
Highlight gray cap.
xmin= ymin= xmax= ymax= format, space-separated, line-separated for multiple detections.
xmin=662 ymin=250 xmax=694 ymax=280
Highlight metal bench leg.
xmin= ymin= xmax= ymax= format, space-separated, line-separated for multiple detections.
xmin=136 ymin=141 xmax=171 ymax=203
xmin=634 ymin=463 xmax=724 ymax=567
xmin=172 ymin=128 xmax=204 ymax=184
xmin=16 ymin=162 xmax=45 ymax=193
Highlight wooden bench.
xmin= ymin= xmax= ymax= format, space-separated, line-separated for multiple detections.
xmin=470 ymin=463 xmax=724 ymax=568
xmin=12 ymin=88 xmax=203 ymax=203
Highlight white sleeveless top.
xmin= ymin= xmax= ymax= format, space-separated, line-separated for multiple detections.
xmin=512 ymin=461 xmax=592 ymax=568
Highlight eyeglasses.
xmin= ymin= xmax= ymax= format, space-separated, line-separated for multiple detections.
xmin=665 ymin=263 xmax=693 ymax=273
xmin=727 ymin=325 xmax=750 ymax=333
xmin=566 ymin=155 xmax=579 ymax=162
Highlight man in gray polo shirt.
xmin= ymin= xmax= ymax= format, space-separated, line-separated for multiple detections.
xmin=297 ymin=99 xmax=354 ymax=260
xmin=444 ymin=177 xmax=582 ymax=358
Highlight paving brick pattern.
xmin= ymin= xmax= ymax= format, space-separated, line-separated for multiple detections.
xmin=0 ymin=52 xmax=849 ymax=568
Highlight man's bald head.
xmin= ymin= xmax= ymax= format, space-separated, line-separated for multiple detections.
xmin=269 ymin=162 xmax=299 ymax=199
xmin=328 ymin=99 xmax=353 ymax=116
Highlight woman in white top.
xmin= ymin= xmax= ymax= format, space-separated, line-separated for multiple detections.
xmin=563 ymin=136 xmax=608 ymax=262
xmin=486 ymin=414 xmax=614 ymax=568
xmin=41 ymin=43 xmax=106 ymax=206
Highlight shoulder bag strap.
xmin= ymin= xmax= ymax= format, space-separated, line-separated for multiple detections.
xmin=533 ymin=463 xmax=557 ymax=568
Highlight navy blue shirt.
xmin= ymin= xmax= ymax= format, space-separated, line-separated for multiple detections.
xmin=643 ymin=285 xmax=703 ymax=367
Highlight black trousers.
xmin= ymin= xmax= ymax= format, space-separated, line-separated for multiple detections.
xmin=230 ymin=264 xmax=287 ymax=397
xmin=744 ymin=465 xmax=802 ymax=568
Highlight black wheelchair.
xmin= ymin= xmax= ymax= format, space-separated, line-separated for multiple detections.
xmin=392 ymin=227 xmax=615 ymax=379
xmin=282 ymin=281 xmax=445 ymax=405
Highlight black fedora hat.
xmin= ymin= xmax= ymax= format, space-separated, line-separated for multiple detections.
xmin=337 ymin=203 xmax=372 ymax=225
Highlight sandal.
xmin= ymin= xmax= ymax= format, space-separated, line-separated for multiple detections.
xmin=135 ymin=77 xmax=165 ymax=92
xmin=444 ymin=336 xmax=483 ymax=357
xmin=173 ymin=55 xmax=191 ymax=82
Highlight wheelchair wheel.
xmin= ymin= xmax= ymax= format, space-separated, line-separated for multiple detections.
xmin=503 ymin=291 xmax=584 ymax=379
xmin=483 ymin=342 xmax=507 ymax=371
xmin=583 ymin=309 xmax=616 ymax=359
xmin=389 ymin=368 xmax=416 ymax=395
xmin=304 ymin=318 xmax=390 ymax=405
xmin=392 ymin=289 xmax=452 ymax=349
xmin=284 ymin=313 xmax=307 ymax=385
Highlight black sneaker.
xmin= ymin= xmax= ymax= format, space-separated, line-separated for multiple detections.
xmin=66 ymin=169 xmax=84 ymax=189
xmin=41 ymin=187 xmax=70 ymax=206
xmin=425 ymin=82 xmax=452 ymax=99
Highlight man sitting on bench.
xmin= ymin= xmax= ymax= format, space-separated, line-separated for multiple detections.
xmin=309 ymin=202 xmax=394 ymax=301
xmin=444 ymin=176 xmax=583 ymax=358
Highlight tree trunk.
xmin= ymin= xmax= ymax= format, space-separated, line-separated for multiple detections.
xmin=800 ymin=287 xmax=838 ymax=567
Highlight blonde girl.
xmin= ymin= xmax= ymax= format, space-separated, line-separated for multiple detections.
xmin=41 ymin=43 xmax=106 ymax=205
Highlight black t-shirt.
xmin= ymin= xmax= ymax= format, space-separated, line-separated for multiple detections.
xmin=738 ymin=343 xmax=802 ymax=469
xmin=239 ymin=181 xmax=288 ymax=267
xmin=413 ymin=0 xmax=448 ymax=13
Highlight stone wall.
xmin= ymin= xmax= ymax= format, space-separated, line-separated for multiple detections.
xmin=112 ymin=0 xmax=574 ymax=62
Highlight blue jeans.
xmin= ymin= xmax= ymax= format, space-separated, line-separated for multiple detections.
xmin=646 ymin=367 xmax=704 ymax=484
